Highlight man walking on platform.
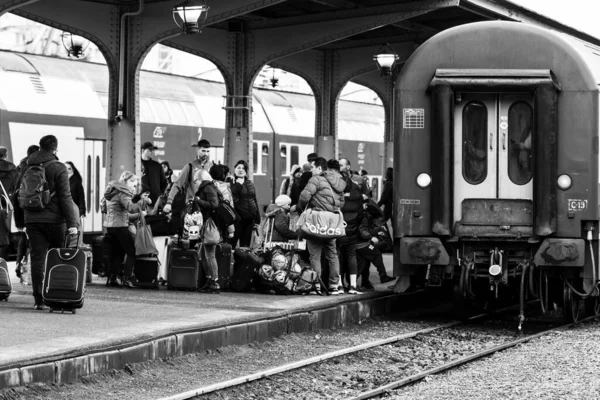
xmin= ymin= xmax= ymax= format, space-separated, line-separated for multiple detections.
xmin=163 ymin=139 xmax=214 ymax=214
xmin=296 ymin=157 xmax=346 ymax=294
xmin=140 ymin=142 xmax=167 ymax=205
xmin=14 ymin=135 xmax=78 ymax=310
xmin=0 ymin=146 xmax=17 ymax=195
xmin=339 ymin=158 xmax=369 ymax=196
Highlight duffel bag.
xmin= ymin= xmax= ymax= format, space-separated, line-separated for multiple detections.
xmin=296 ymin=209 xmax=346 ymax=240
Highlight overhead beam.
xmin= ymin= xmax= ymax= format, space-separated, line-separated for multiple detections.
xmin=247 ymin=0 xmax=460 ymax=30
xmin=391 ymin=20 xmax=439 ymax=34
xmin=460 ymin=0 xmax=600 ymax=46
xmin=318 ymin=32 xmax=436 ymax=50
xmin=308 ymin=0 xmax=358 ymax=8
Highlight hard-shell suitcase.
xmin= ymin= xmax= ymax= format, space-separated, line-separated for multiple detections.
xmin=80 ymin=245 xmax=93 ymax=284
xmin=168 ymin=249 xmax=203 ymax=291
xmin=231 ymin=248 xmax=263 ymax=292
xmin=42 ymin=235 xmax=86 ymax=313
xmin=134 ymin=255 xmax=160 ymax=289
xmin=0 ymin=258 xmax=12 ymax=301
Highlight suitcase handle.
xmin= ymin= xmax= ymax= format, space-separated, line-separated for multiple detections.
xmin=64 ymin=232 xmax=81 ymax=249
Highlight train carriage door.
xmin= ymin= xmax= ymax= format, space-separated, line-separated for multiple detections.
xmin=82 ymin=139 xmax=105 ymax=233
xmin=453 ymin=93 xmax=533 ymax=223
xmin=453 ymin=94 xmax=498 ymax=222
xmin=498 ymin=94 xmax=534 ymax=199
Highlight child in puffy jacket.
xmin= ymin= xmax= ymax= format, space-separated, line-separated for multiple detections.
xmin=264 ymin=195 xmax=298 ymax=243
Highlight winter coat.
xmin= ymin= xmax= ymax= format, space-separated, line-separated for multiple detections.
xmin=102 ymin=181 xmax=148 ymax=228
xmin=356 ymin=214 xmax=390 ymax=251
xmin=167 ymin=159 xmax=214 ymax=205
xmin=0 ymin=159 xmax=17 ymax=195
xmin=289 ymin=178 xmax=303 ymax=206
xmin=297 ymin=170 xmax=346 ymax=213
xmin=214 ymin=181 xmax=234 ymax=205
xmin=338 ymin=178 xmax=365 ymax=244
xmin=195 ymin=180 xmax=220 ymax=222
xmin=280 ymin=164 xmax=300 ymax=196
xmin=265 ymin=203 xmax=298 ymax=242
xmin=377 ymin=180 xmax=394 ymax=221
xmin=141 ymin=158 xmax=168 ymax=205
xmin=231 ymin=178 xmax=260 ymax=223
xmin=69 ymin=175 xmax=86 ymax=217
xmin=16 ymin=150 xmax=78 ymax=229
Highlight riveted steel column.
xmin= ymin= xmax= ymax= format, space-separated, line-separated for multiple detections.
xmin=225 ymin=31 xmax=252 ymax=173
xmin=315 ymin=50 xmax=340 ymax=160
xmin=383 ymin=74 xmax=396 ymax=171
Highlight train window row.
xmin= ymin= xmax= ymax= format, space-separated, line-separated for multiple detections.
xmin=139 ymin=98 xmax=204 ymax=126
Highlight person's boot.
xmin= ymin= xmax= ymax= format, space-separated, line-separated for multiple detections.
xmin=122 ymin=276 xmax=137 ymax=288
xmin=380 ymin=274 xmax=395 ymax=284
xmin=199 ymin=278 xmax=211 ymax=293
xmin=207 ymin=278 xmax=221 ymax=294
xmin=106 ymin=274 xmax=120 ymax=287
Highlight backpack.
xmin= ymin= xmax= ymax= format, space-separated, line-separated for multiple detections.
xmin=17 ymin=160 xmax=59 ymax=212
xmin=293 ymin=267 xmax=328 ymax=295
xmin=209 ymin=182 xmax=239 ymax=227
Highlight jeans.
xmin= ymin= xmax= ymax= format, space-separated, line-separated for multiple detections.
xmin=338 ymin=239 xmax=358 ymax=276
xmin=307 ymin=238 xmax=339 ymax=288
xmin=357 ymin=245 xmax=387 ymax=284
xmin=106 ymin=227 xmax=135 ymax=278
xmin=200 ymin=244 xmax=219 ymax=280
xmin=26 ymin=223 xmax=67 ymax=305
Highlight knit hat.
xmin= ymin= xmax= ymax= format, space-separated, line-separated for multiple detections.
xmin=275 ymin=195 xmax=292 ymax=207
xmin=302 ymin=163 xmax=311 ymax=172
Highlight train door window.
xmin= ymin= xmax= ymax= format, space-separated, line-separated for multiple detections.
xmin=290 ymin=145 xmax=299 ymax=170
xmin=95 ymin=155 xmax=101 ymax=212
xmin=462 ymin=101 xmax=488 ymax=185
xmin=507 ymin=101 xmax=533 ymax=185
xmin=253 ymin=142 xmax=258 ymax=173
xmin=86 ymin=155 xmax=92 ymax=215
xmin=371 ymin=177 xmax=379 ymax=202
xmin=280 ymin=144 xmax=287 ymax=175
xmin=262 ymin=143 xmax=269 ymax=174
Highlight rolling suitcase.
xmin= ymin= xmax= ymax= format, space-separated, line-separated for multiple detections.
xmin=42 ymin=234 xmax=86 ymax=314
xmin=168 ymin=248 xmax=203 ymax=291
xmin=231 ymin=248 xmax=263 ymax=292
xmin=0 ymin=258 xmax=12 ymax=301
xmin=134 ymin=255 xmax=160 ymax=289
xmin=80 ymin=244 xmax=93 ymax=284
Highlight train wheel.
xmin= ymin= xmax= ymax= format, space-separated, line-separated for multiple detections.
xmin=585 ymin=297 xmax=600 ymax=317
xmin=563 ymin=283 xmax=582 ymax=323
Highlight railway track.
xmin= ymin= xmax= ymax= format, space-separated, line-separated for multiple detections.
xmin=157 ymin=306 xmax=570 ymax=400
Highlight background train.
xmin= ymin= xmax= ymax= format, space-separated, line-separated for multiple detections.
xmin=0 ymin=50 xmax=385 ymax=236
xmin=395 ymin=21 xmax=600 ymax=324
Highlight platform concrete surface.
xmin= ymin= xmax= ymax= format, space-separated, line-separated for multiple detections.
xmin=0 ymin=255 xmax=397 ymax=387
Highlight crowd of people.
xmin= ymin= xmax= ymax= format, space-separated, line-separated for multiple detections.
xmin=0 ymin=134 xmax=395 ymax=306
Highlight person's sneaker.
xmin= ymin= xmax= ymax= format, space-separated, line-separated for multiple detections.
xmin=380 ymin=275 xmax=395 ymax=284
xmin=329 ymin=287 xmax=340 ymax=295
xmin=33 ymin=304 xmax=45 ymax=311
xmin=199 ymin=280 xmax=211 ymax=293
xmin=347 ymin=286 xmax=362 ymax=295
xmin=122 ymin=277 xmax=137 ymax=288
xmin=358 ymin=282 xmax=375 ymax=292
xmin=106 ymin=275 xmax=120 ymax=287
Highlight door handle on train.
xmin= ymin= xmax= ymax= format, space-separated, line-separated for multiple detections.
xmin=490 ymin=132 xmax=493 ymax=151
xmin=502 ymin=132 xmax=506 ymax=150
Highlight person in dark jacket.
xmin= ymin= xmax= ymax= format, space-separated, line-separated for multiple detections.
xmin=0 ymin=146 xmax=17 ymax=196
xmin=65 ymin=161 xmax=86 ymax=218
xmin=194 ymin=170 xmax=221 ymax=294
xmin=231 ymin=160 xmax=260 ymax=248
xmin=288 ymin=165 xmax=304 ymax=207
xmin=140 ymin=142 xmax=167 ymax=205
xmin=378 ymin=167 xmax=393 ymax=222
xmin=161 ymin=161 xmax=173 ymax=186
xmin=265 ymin=195 xmax=298 ymax=243
xmin=14 ymin=135 xmax=79 ymax=310
xmin=102 ymin=171 xmax=150 ymax=288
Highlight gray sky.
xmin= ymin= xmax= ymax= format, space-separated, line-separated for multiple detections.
xmin=510 ymin=0 xmax=599 ymax=38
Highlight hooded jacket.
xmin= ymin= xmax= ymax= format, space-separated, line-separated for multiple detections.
xmin=102 ymin=181 xmax=147 ymax=228
xmin=280 ymin=164 xmax=300 ymax=196
xmin=16 ymin=150 xmax=78 ymax=228
xmin=195 ymin=180 xmax=220 ymax=221
xmin=265 ymin=203 xmax=298 ymax=242
xmin=338 ymin=176 xmax=366 ymax=244
xmin=297 ymin=170 xmax=346 ymax=212
xmin=0 ymin=159 xmax=17 ymax=195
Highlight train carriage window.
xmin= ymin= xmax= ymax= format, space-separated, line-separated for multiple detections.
xmin=140 ymin=99 xmax=154 ymax=122
xmin=462 ymin=102 xmax=488 ymax=185
xmin=508 ymin=102 xmax=533 ymax=185
xmin=183 ymin=103 xmax=204 ymax=126
xmin=280 ymin=145 xmax=287 ymax=175
xmin=168 ymin=101 xmax=188 ymax=124
xmin=290 ymin=146 xmax=299 ymax=169
xmin=96 ymin=156 xmax=101 ymax=212
xmin=253 ymin=142 xmax=258 ymax=173
xmin=262 ymin=144 xmax=269 ymax=174
xmin=86 ymin=156 xmax=92 ymax=214
xmin=149 ymin=99 xmax=172 ymax=124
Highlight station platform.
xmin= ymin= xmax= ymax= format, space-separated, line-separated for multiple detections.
xmin=0 ymin=256 xmax=399 ymax=389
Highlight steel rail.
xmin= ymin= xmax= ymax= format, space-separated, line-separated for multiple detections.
xmin=157 ymin=304 xmax=532 ymax=400
xmin=157 ymin=321 xmax=462 ymax=400
xmin=346 ymin=314 xmax=599 ymax=400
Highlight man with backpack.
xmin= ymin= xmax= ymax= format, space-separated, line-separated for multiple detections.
xmin=14 ymin=135 xmax=78 ymax=310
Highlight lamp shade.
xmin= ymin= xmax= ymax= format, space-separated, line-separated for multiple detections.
xmin=173 ymin=1 xmax=209 ymax=34
xmin=61 ymin=32 xmax=90 ymax=58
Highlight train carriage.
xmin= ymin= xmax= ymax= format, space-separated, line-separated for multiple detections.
xmin=395 ymin=21 xmax=600 ymax=323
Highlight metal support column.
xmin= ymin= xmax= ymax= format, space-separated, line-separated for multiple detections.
xmin=224 ymin=31 xmax=252 ymax=173
xmin=315 ymin=50 xmax=340 ymax=160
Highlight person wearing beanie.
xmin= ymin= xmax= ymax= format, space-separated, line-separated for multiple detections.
xmin=296 ymin=163 xmax=314 ymax=203
xmin=264 ymin=194 xmax=298 ymax=242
